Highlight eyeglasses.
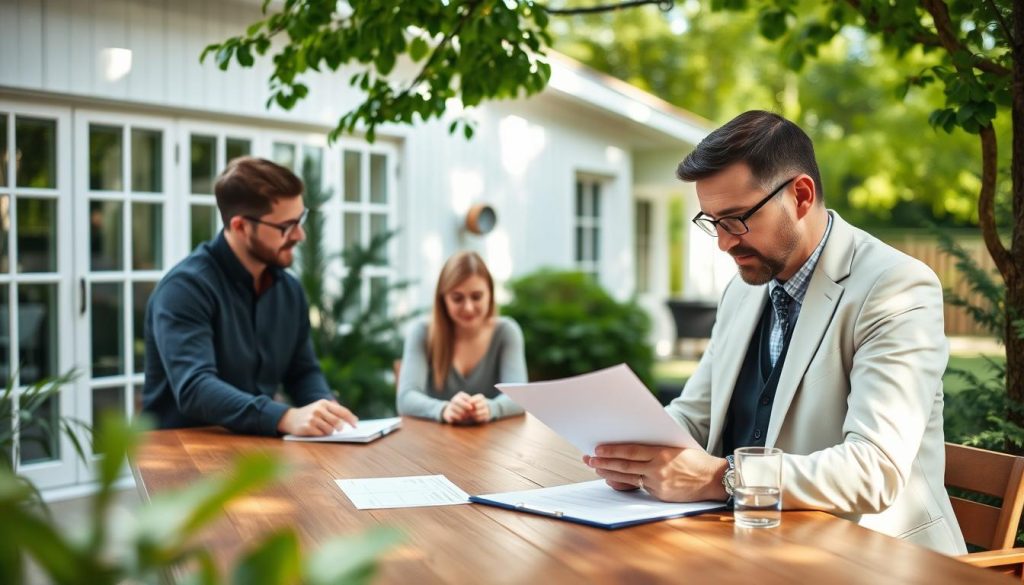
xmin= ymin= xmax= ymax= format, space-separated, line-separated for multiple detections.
xmin=244 ymin=208 xmax=309 ymax=238
xmin=691 ymin=177 xmax=797 ymax=237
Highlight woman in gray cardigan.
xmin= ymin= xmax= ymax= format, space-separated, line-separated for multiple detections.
xmin=397 ymin=251 xmax=527 ymax=423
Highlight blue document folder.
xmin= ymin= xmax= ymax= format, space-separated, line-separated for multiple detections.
xmin=470 ymin=479 xmax=727 ymax=529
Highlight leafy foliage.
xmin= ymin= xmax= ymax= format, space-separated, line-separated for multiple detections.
xmin=932 ymin=227 xmax=1024 ymax=452
xmin=502 ymin=269 xmax=655 ymax=389
xmin=0 ymin=369 xmax=84 ymax=472
xmin=0 ymin=413 xmax=401 ymax=584
xmin=551 ymin=1 xmax=1009 ymax=229
xmin=297 ymin=157 xmax=418 ymax=418
xmin=203 ymin=0 xmax=553 ymax=142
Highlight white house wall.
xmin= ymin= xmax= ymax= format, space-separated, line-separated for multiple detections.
xmin=0 ymin=0 xmax=390 ymax=131
xmin=1 ymin=0 xmax=658 ymax=323
xmin=400 ymin=97 xmax=636 ymax=310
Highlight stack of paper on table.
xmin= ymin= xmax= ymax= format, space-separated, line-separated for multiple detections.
xmin=471 ymin=480 xmax=726 ymax=529
xmin=283 ymin=417 xmax=402 ymax=443
xmin=483 ymin=365 xmax=721 ymax=527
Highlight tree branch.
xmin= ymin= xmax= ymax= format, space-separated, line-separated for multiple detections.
xmin=405 ymin=1 xmax=482 ymax=94
xmin=921 ymin=0 xmax=1012 ymax=77
xmin=542 ymin=0 xmax=673 ymax=16
xmin=977 ymin=124 xmax=1011 ymax=280
xmin=983 ymin=0 xmax=1016 ymax=50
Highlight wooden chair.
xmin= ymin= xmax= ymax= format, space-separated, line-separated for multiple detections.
xmin=946 ymin=442 xmax=1024 ymax=579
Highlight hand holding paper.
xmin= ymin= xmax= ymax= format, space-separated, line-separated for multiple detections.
xmin=496 ymin=364 xmax=701 ymax=456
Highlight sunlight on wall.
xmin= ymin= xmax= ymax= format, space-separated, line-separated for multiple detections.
xmin=422 ymin=231 xmax=444 ymax=268
xmin=499 ymin=115 xmax=546 ymax=177
xmin=605 ymin=145 xmax=625 ymax=166
xmin=449 ymin=168 xmax=484 ymax=217
xmin=99 ymin=48 xmax=132 ymax=82
xmin=484 ymin=228 xmax=514 ymax=284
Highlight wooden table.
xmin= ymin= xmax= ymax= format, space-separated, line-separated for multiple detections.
xmin=132 ymin=416 xmax=1011 ymax=584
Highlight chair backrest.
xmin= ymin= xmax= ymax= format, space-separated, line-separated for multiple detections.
xmin=946 ymin=442 xmax=1024 ymax=550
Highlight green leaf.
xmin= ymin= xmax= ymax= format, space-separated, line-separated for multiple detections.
xmin=305 ymin=527 xmax=403 ymax=585
xmin=376 ymin=52 xmax=396 ymax=75
xmin=758 ymin=9 xmax=789 ymax=41
xmin=136 ymin=453 xmax=284 ymax=554
xmin=409 ymin=37 xmax=429 ymax=62
xmin=216 ymin=45 xmax=235 ymax=70
xmin=231 ymin=531 xmax=302 ymax=585
xmin=238 ymin=44 xmax=254 ymax=67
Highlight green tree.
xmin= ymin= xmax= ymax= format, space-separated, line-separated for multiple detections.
xmin=702 ymin=0 xmax=1024 ymax=450
xmin=551 ymin=2 xmax=1006 ymax=229
xmin=209 ymin=0 xmax=1024 ymax=448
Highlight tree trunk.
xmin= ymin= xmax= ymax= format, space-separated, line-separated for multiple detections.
xmin=1005 ymin=0 xmax=1024 ymax=453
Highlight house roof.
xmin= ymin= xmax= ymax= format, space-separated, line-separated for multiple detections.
xmin=544 ymin=52 xmax=712 ymax=147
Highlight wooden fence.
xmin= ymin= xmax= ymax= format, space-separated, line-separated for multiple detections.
xmin=885 ymin=235 xmax=997 ymax=337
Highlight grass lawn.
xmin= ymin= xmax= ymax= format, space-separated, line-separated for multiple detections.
xmin=944 ymin=354 xmax=1006 ymax=396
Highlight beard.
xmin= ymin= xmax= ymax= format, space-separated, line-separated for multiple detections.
xmin=247 ymin=231 xmax=297 ymax=269
xmin=730 ymin=215 xmax=800 ymax=285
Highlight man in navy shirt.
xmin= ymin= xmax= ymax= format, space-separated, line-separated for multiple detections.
xmin=143 ymin=157 xmax=357 ymax=436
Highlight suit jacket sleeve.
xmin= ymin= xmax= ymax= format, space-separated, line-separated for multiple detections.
xmin=780 ymin=259 xmax=948 ymax=514
xmin=664 ymin=280 xmax=736 ymax=449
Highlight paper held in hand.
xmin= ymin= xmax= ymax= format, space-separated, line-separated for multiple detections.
xmin=283 ymin=417 xmax=402 ymax=443
xmin=496 ymin=363 xmax=701 ymax=455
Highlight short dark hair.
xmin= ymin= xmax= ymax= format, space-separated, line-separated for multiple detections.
xmin=214 ymin=157 xmax=303 ymax=226
xmin=676 ymin=110 xmax=824 ymax=203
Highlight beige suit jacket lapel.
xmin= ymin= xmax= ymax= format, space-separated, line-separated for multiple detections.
xmin=707 ymin=284 xmax=766 ymax=453
xmin=766 ymin=211 xmax=854 ymax=446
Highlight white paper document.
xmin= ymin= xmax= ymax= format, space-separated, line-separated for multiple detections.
xmin=283 ymin=417 xmax=402 ymax=443
xmin=471 ymin=480 xmax=725 ymax=529
xmin=496 ymin=364 xmax=701 ymax=455
xmin=336 ymin=475 xmax=471 ymax=510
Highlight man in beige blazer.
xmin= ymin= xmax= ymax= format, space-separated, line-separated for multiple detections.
xmin=584 ymin=110 xmax=965 ymax=554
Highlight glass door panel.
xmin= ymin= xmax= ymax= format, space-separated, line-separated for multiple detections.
xmin=1 ymin=101 xmax=74 ymax=489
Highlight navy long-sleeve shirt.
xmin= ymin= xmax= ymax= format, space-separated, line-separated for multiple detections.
xmin=142 ymin=231 xmax=332 ymax=435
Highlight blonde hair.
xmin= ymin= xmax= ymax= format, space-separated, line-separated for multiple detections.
xmin=428 ymin=251 xmax=496 ymax=389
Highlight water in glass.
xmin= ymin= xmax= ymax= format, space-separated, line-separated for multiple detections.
xmin=734 ymin=485 xmax=781 ymax=528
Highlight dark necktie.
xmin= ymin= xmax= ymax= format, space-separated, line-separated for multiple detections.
xmin=769 ymin=287 xmax=792 ymax=367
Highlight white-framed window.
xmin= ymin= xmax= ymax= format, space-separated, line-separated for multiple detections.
xmin=72 ymin=110 xmax=176 ymax=481
xmin=178 ymin=123 xmax=257 ymax=256
xmin=0 ymin=102 xmax=402 ymax=490
xmin=335 ymin=144 xmax=398 ymax=317
xmin=0 ymin=100 xmax=76 ymax=489
xmin=635 ymin=199 xmax=653 ymax=294
xmin=575 ymin=175 xmax=604 ymax=280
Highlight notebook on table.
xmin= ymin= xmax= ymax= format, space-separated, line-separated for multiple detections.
xmin=283 ymin=417 xmax=402 ymax=443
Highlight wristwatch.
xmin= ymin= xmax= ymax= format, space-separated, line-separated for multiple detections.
xmin=721 ymin=454 xmax=736 ymax=496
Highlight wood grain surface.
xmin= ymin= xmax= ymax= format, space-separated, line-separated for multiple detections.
xmin=131 ymin=415 xmax=1012 ymax=584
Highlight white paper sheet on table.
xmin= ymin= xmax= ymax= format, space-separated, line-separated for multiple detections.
xmin=496 ymin=363 xmax=701 ymax=455
xmin=335 ymin=475 xmax=471 ymax=509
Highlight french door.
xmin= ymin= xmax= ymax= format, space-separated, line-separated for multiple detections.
xmin=0 ymin=97 xmax=401 ymax=490
xmin=72 ymin=110 xmax=175 ymax=481
xmin=0 ymin=100 xmax=76 ymax=489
